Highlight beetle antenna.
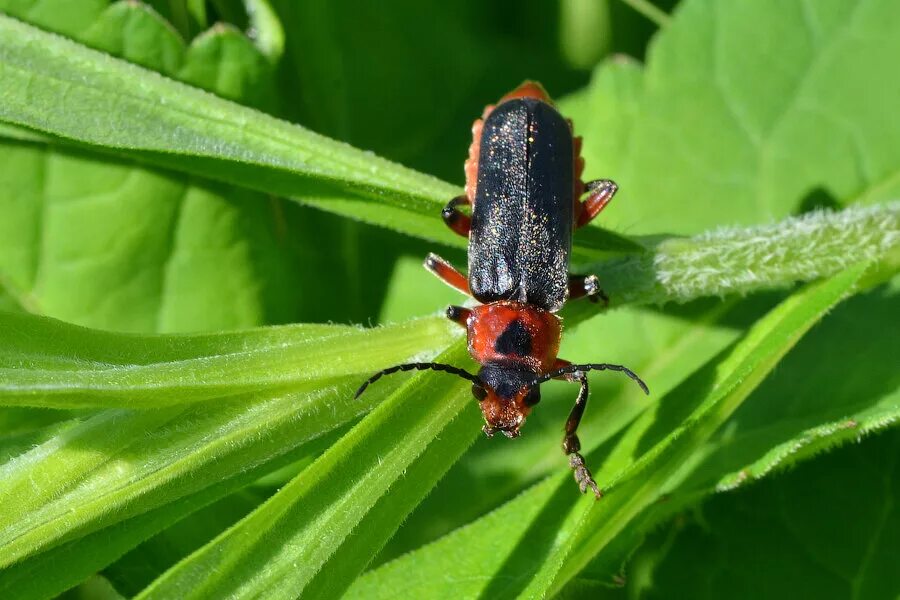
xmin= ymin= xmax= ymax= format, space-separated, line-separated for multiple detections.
xmin=355 ymin=362 xmax=482 ymax=399
xmin=532 ymin=363 xmax=649 ymax=395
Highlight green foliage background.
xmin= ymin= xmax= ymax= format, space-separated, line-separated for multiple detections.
xmin=0 ymin=0 xmax=897 ymax=598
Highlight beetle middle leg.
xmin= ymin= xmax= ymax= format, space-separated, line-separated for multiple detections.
xmin=441 ymin=195 xmax=472 ymax=238
xmin=575 ymin=179 xmax=618 ymax=228
xmin=569 ymin=274 xmax=609 ymax=306
xmin=552 ymin=359 xmax=602 ymax=498
xmin=425 ymin=252 xmax=471 ymax=296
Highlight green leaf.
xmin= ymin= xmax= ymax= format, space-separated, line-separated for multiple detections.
xmin=680 ymin=277 xmax=900 ymax=496
xmin=553 ymin=275 xmax=900 ymax=590
xmin=0 ymin=311 xmax=456 ymax=409
xmin=0 ymin=433 xmax=327 ymax=600
xmin=102 ymin=489 xmax=269 ymax=597
xmin=243 ymin=0 xmax=284 ymax=61
xmin=136 ymin=344 xmax=479 ymax=600
xmin=0 ymin=406 xmax=75 ymax=462
xmin=0 ymin=1 xmax=298 ymax=332
xmin=536 ymin=265 xmax=875 ymax=597
xmin=0 ymin=313 xmax=458 ymax=570
xmin=0 ymin=14 xmax=457 ymax=236
xmin=0 ymin=13 xmax=638 ymax=260
xmin=619 ymin=429 xmax=900 ymax=600
xmin=565 ymin=0 xmax=900 ymax=236
xmin=347 ymin=263 xmax=873 ymax=599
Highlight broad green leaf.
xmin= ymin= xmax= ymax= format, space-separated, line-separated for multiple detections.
xmin=137 ymin=344 xmax=479 ymax=600
xmin=0 ymin=1 xmax=301 ymax=332
xmin=564 ymin=0 xmax=900 ymax=236
xmin=557 ymin=7 xmax=899 ymax=569
xmin=615 ymin=429 xmax=900 ymax=600
xmin=347 ymin=263 xmax=873 ymax=599
xmin=0 ymin=0 xmax=108 ymax=38
xmin=0 ymin=311 xmax=456 ymax=408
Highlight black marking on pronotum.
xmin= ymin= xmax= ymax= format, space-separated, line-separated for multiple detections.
xmin=494 ymin=320 xmax=532 ymax=357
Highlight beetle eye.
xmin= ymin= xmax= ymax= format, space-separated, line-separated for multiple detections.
xmin=524 ymin=386 xmax=541 ymax=407
xmin=472 ymin=384 xmax=487 ymax=401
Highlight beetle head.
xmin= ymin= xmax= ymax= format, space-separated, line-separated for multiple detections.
xmin=474 ymin=364 xmax=540 ymax=438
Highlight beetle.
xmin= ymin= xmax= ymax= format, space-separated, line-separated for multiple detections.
xmin=356 ymin=81 xmax=648 ymax=497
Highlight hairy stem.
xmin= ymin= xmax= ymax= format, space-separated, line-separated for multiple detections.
xmin=594 ymin=202 xmax=899 ymax=306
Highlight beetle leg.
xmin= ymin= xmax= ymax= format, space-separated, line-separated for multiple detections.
xmin=575 ymin=179 xmax=618 ymax=228
xmin=445 ymin=305 xmax=472 ymax=328
xmin=561 ymin=371 xmax=602 ymax=498
xmin=442 ymin=195 xmax=472 ymax=238
xmin=552 ymin=360 xmax=602 ymax=497
xmin=424 ymin=253 xmax=471 ymax=296
xmin=569 ymin=274 xmax=609 ymax=307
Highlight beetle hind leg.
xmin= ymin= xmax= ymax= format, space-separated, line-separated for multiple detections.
xmin=575 ymin=179 xmax=618 ymax=229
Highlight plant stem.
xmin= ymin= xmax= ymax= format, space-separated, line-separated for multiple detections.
xmin=594 ymin=202 xmax=899 ymax=306
xmin=618 ymin=0 xmax=671 ymax=28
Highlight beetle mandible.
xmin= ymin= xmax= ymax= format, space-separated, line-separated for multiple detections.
xmin=356 ymin=81 xmax=648 ymax=497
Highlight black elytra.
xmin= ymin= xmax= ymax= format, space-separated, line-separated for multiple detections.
xmin=468 ymin=98 xmax=574 ymax=312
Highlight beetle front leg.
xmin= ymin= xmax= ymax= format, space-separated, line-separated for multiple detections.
xmin=562 ymin=371 xmax=602 ymax=498
xmin=569 ymin=274 xmax=609 ymax=307
xmin=445 ymin=305 xmax=472 ymax=328
xmin=442 ymin=195 xmax=472 ymax=238
xmin=551 ymin=360 xmax=602 ymax=497
xmin=575 ymin=179 xmax=617 ymax=228
xmin=425 ymin=253 xmax=471 ymax=296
